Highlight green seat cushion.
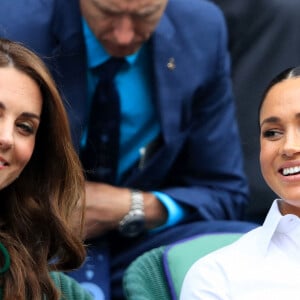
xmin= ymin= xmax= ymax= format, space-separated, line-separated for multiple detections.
xmin=123 ymin=246 xmax=172 ymax=300
xmin=50 ymin=272 xmax=93 ymax=299
xmin=163 ymin=233 xmax=242 ymax=299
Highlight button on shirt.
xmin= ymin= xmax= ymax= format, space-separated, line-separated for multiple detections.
xmin=180 ymin=199 xmax=300 ymax=300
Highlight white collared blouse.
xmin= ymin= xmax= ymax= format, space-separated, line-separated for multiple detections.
xmin=180 ymin=200 xmax=300 ymax=300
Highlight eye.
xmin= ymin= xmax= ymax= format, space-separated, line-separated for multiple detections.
xmin=133 ymin=11 xmax=152 ymax=19
xmin=16 ymin=121 xmax=35 ymax=135
xmin=262 ymin=129 xmax=282 ymax=140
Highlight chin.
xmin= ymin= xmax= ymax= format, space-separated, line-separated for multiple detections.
xmin=280 ymin=190 xmax=300 ymax=202
xmin=111 ymin=50 xmax=136 ymax=57
xmin=107 ymin=46 xmax=140 ymax=57
xmin=284 ymin=198 xmax=300 ymax=205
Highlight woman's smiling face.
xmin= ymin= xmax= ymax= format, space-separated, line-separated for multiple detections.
xmin=260 ymin=77 xmax=300 ymax=215
xmin=0 ymin=67 xmax=42 ymax=190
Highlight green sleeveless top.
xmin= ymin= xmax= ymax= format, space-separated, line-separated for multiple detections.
xmin=0 ymin=242 xmax=92 ymax=299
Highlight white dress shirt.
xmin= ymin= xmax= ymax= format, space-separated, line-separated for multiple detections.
xmin=180 ymin=200 xmax=300 ymax=300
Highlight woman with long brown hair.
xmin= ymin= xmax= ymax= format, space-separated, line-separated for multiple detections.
xmin=0 ymin=38 xmax=91 ymax=299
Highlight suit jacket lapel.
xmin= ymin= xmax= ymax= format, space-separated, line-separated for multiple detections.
xmin=151 ymin=13 xmax=187 ymax=143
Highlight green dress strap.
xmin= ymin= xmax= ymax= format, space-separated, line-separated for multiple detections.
xmin=0 ymin=246 xmax=92 ymax=300
xmin=0 ymin=241 xmax=11 ymax=299
xmin=0 ymin=242 xmax=10 ymax=274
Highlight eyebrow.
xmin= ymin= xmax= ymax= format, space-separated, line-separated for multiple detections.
xmin=260 ymin=116 xmax=280 ymax=127
xmin=138 ymin=4 xmax=161 ymax=16
xmin=92 ymin=0 xmax=118 ymax=13
xmin=92 ymin=0 xmax=108 ymax=11
xmin=20 ymin=112 xmax=41 ymax=121
xmin=92 ymin=0 xmax=161 ymax=16
xmin=0 ymin=102 xmax=40 ymax=120
xmin=260 ymin=113 xmax=300 ymax=127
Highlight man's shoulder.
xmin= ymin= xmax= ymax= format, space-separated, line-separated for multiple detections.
xmin=163 ymin=0 xmax=227 ymax=39
xmin=157 ymin=0 xmax=227 ymax=50
xmin=166 ymin=0 xmax=225 ymax=21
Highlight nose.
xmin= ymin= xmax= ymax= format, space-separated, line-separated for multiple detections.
xmin=0 ymin=123 xmax=14 ymax=151
xmin=113 ymin=15 xmax=135 ymax=45
xmin=280 ymin=130 xmax=300 ymax=158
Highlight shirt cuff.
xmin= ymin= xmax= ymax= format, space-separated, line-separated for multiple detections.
xmin=150 ymin=191 xmax=187 ymax=233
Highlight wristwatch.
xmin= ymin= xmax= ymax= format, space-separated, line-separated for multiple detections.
xmin=118 ymin=190 xmax=145 ymax=237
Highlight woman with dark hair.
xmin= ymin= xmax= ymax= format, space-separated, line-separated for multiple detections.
xmin=181 ymin=66 xmax=300 ymax=299
xmin=0 ymin=38 xmax=92 ymax=299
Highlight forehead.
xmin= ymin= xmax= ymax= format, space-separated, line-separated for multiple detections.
xmin=261 ymin=78 xmax=300 ymax=116
xmin=0 ymin=67 xmax=42 ymax=110
xmin=92 ymin=0 xmax=165 ymax=10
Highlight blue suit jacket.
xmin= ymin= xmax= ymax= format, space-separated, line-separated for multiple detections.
xmin=0 ymin=0 xmax=249 ymax=222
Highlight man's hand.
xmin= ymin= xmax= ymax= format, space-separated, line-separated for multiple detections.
xmin=84 ymin=182 xmax=131 ymax=240
xmin=83 ymin=181 xmax=168 ymax=240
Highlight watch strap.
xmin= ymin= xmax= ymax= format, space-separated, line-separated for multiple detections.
xmin=118 ymin=189 xmax=145 ymax=237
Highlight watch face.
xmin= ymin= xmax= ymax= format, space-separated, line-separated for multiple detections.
xmin=119 ymin=214 xmax=145 ymax=238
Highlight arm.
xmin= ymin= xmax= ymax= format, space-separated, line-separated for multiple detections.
xmin=83 ymin=182 xmax=168 ymax=240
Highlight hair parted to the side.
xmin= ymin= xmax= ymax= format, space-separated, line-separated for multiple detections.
xmin=259 ymin=66 xmax=300 ymax=115
xmin=0 ymin=38 xmax=86 ymax=299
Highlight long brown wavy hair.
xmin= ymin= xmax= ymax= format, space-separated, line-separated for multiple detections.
xmin=0 ymin=38 xmax=86 ymax=299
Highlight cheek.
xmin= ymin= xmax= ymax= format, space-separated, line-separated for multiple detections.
xmin=260 ymin=150 xmax=268 ymax=179
xmin=136 ymin=20 xmax=158 ymax=37
xmin=93 ymin=20 xmax=111 ymax=36
xmin=260 ymin=141 xmax=276 ymax=183
xmin=15 ymin=139 xmax=36 ymax=170
xmin=141 ymin=26 xmax=155 ymax=39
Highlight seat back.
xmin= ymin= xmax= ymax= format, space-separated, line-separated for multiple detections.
xmin=123 ymin=233 xmax=242 ymax=300
xmin=163 ymin=233 xmax=242 ymax=299
xmin=123 ymin=246 xmax=172 ymax=300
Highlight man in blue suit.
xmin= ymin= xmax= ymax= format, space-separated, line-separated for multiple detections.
xmin=75 ymin=0 xmax=257 ymax=298
xmin=0 ymin=0 xmax=257 ymax=298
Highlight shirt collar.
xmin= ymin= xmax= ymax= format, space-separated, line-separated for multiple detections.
xmin=259 ymin=199 xmax=300 ymax=255
xmin=82 ymin=18 xmax=140 ymax=69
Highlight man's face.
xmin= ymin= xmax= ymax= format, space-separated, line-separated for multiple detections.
xmin=80 ymin=0 xmax=168 ymax=57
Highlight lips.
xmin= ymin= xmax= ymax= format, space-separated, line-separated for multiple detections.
xmin=0 ymin=158 xmax=9 ymax=166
